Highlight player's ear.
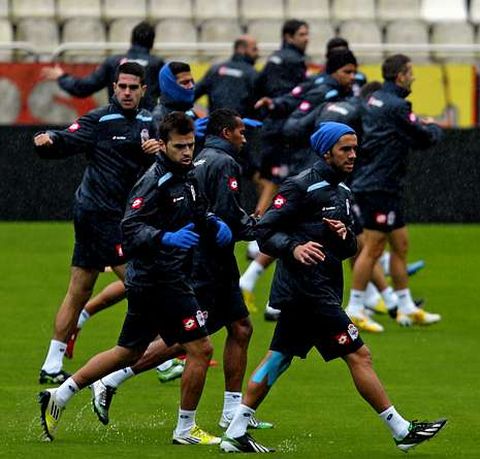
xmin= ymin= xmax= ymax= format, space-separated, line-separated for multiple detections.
xmin=158 ymin=139 xmax=166 ymax=152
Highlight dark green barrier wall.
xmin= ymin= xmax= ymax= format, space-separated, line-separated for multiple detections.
xmin=1 ymin=126 xmax=479 ymax=222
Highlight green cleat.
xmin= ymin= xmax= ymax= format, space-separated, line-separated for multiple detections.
xmin=91 ymin=380 xmax=116 ymax=425
xmin=156 ymin=358 xmax=185 ymax=383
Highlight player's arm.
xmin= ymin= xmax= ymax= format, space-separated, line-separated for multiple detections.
xmin=57 ymin=60 xmax=110 ymax=97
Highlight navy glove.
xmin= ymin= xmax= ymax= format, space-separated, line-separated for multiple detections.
xmin=194 ymin=117 xmax=209 ymax=139
xmin=161 ymin=223 xmax=200 ymax=249
xmin=242 ymin=118 xmax=263 ymax=128
xmin=209 ymin=216 xmax=232 ymax=247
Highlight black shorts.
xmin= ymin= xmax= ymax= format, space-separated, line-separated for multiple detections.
xmin=269 ymin=300 xmax=364 ymax=361
xmin=354 ymin=192 xmax=405 ymax=233
xmin=117 ymin=286 xmax=209 ymax=349
xmin=72 ymin=206 xmax=125 ymax=270
xmin=195 ymin=283 xmax=249 ymax=335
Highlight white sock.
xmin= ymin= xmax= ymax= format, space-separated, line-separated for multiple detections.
xmin=346 ymin=289 xmax=365 ymax=316
xmin=364 ymin=283 xmax=381 ymax=308
xmin=239 ymin=260 xmax=264 ymax=292
xmin=55 ymin=377 xmax=80 ymax=407
xmin=379 ymin=405 xmax=410 ymax=440
xmin=395 ymin=288 xmax=417 ymax=314
xmin=381 ymin=287 xmax=398 ymax=311
xmin=174 ymin=409 xmax=196 ymax=436
xmin=76 ymin=309 xmax=90 ymax=329
xmin=225 ymin=404 xmax=255 ymax=438
xmin=41 ymin=339 xmax=67 ymax=373
xmin=221 ymin=391 xmax=242 ymax=422
xmin=101 ymin=367 xmax=135 ymax=388
xmin=247 ymin=240 xmax=260 ymax=258
xmin=157 ymin=359 xmax=173 ymax=372
xmin=380 ymin=251 xmax=391 ymax=276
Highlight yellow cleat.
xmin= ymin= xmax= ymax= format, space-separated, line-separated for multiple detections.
xmin=38 ymin=389 xmax=64 ymax=441
xmin=397 ymin=309 xmax=441 ymax=327
xmin=173 ymin=425 xmax=221 ymax=445
xmin=370 ymin=298 xmax=388 ymax=314
xmin=346 ymin=309 xmax=384 ymax=333
xmin=242 ymin=289 xmax=258 ymax=313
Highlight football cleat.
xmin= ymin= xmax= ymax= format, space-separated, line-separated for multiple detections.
xmin=219 ymin=414 xmax=274 ymax=430
xmin=346 ymin=309 xmax=384 ymax=333
xmin=65 ymin=327 xmax=81 ymax=359
xmin=395 ymin=418 xmax=447 ymax=452
xmin=157 ymin=358 xmax=185 ymax=383
xmin=38 ymin=388 xmax=64 ymax=441
xmin=407 ymin=260 xmax=425 ymax=277
xmin=397 ymin=309 xmax=441 ymax=327
xmin=242 ymin=289 xmax=258 ymax=313
xmin=365 ymin=298 xmax=388 ymax=315
xmin=91 ymin=380 xmax=116 ymax=425
xmin=172 ymin=425 xmax=221 ymax=445
xmin=219 ymin=433 xmax=275 ymax=453
xmin=39 ymin=369 xmax=71 ymax=385
xmin=264 ymin=303 xmax=281 ymax=322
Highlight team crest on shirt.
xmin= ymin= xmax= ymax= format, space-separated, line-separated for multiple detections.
xmin=183 ymin=316 xmax=198 ymax=331
xmin=335 ymin=332 xmax=351 ymax=345
xmin=140 ymin=128 xmax=150 ymax=142
xmin=291 ymin=86 xmax=302 ymax=96
xmin=228 ymin=177 xmax=239 ymax=191
xmin=68 ymin=121 xmax=80 ymax=132
xmin=131 ymin=197 xmax=144 ymax=209
xmin=299 ymin=101 xmax=311 ymax=112
xmin=273 ymin=194 xmax=287 ymax=209
xmin=347 ymin=323 xmax=359 ymax=341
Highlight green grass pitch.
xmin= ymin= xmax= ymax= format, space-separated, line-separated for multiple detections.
xmin=0 ymin=222 xmax=479 ymax=458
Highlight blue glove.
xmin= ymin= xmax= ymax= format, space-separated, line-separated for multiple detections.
xmin=209 ymin=216 xmax=232 ymax=247
xmin=194 ymin=117 xmax=209 ymax=138
xmin=242 ymin=118 xmax=263 ymax=128
xmin=161 ymin=223 xmax=199 ymax=249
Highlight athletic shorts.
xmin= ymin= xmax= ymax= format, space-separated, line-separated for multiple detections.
xmin=269 ymin=300 xmax=364 ymax=361
xmin=117 ymin=286 xmax=209 ymax=349
xmin=71 ymin=206 xmax=125 ymax=270
xmin=195 ymin=283 xmax=249 ymax=335
xmin=354 ymin=192 xmax=405 ymax=233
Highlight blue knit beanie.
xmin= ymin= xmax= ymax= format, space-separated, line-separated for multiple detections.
xmin=310 ymin=122 xmax=355 ymax=155
xmin=159 ymin=63 xmax=194 ymax=105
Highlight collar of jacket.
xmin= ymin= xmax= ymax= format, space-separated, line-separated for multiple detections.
xmin=383 ymin=81 xmax=410 ymax=99
xmin=156 ymin=152 xmax=193 ymax=176
xmin=231 ymin=53 xmax=255 ymax=66
xmin=111 ymin=96 xmax=140 ymax=118
xmin=203 ymin=135 xmax=239 ymax=159
xmin=127 ymin=44 xmax=150 ymax=56
xmin=282 ymin=42 xmax=305 ymax=56
xmin=313 ymin=158 xmax=348 ymax=186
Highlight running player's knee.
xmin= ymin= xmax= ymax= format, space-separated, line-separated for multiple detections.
xmin=347 ymin=345 xmax=373 ymax=368
xmin=251 ymin=351 xmax=292 ymax=386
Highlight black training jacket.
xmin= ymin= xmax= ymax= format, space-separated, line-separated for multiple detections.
xmin=194 ymin=54 xmax=259 ymax=118
xmin=352 ymin=82 xmax=443 ymax=195
xmin=35 ymin=97 xmax=156 ymax=217
xmin=192 ymin=136 xmax=257 ymax=288
xmin=58 ymin=45 xmax=164 ymax=110
xmin=256 ymin=159 xmax=357 ymax=307
xmin=121 ymin=154 xmax=213 ymax=290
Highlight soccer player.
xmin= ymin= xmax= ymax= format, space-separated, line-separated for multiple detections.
xmin=38 ymin=112 xmax=230 ymax=445
xmin=89 ymin=109 xmax=272 ymax=432
xmin=219 ymin=122 xmax=447 ymax=453
xmin=35 ymin=62 xmax=158 ymax=384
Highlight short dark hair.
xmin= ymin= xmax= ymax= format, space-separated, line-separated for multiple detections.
xmin=382 ymin=54 xmax=411 ymax=82
xmin=206 ymin=109 xmax=241 ymax=137
xmin=359 ymin=81 xmax=382 ymax=100
xmin=168 ymin=61 xmax=191 ymax=76
xmin=114 ymin=62 xmax=145 ymax=84
xmin=326 ymin=37 xmax=349 ymax=57
xmin=131 ymin=21 xmax=155 ymax=50
xmin=158 ymin=112 xmax=194 ymax=143
xmin=282 ymin=19 xmax=308 ymax=39
xmin=234 ymin=38 xmax=248 ymax=52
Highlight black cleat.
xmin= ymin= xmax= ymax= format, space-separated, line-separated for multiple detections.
xmin=220 ymin=433 xmax=275 ymax=453
xmin=395 ymin=418 xmax=447 ymax=452
xmin=39 ymin=369 xmax=71 ymax=385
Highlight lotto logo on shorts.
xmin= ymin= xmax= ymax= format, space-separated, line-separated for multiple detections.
xmin=131 ymin=197 xmax=144 ymax=209
xmin=335 ymin=332 xmax=351 ymax=346
xmin=375 ymin=213 xmax=387 ymax=225
xmin=291 ymin=85 xmax=302 ymax=96
xmin=347 ymin=323 xmax=359 ymax=341
xmin=299 ymin=101 xmax=311 ymax=112
xmin=115 ymin=244 xmax=124 ymax=257
xmin=183 ymin=317 xmax=198 ymax=331
xmin=228 ymin=177 xmax=239 ymax=191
